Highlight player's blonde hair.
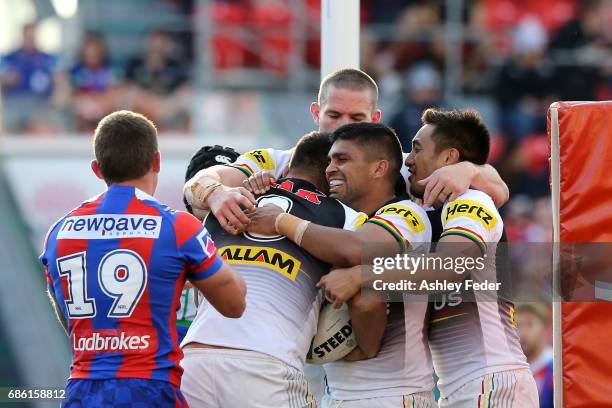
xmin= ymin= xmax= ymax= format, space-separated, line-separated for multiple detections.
xmin=318 ymin=68 xmax=378 ymax=111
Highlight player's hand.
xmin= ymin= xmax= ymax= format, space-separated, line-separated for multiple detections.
xmin=243 ymin=171 xmax=276 ymax=195
xmin=208 ymin=186 xmax=257 ymax=235
xmin=418 ymin=162 xmax=476 ymax=206
xmin=316 ymin=266 xmax=362 ymax=309
xmin=246 ymin=204 xmax=284 ymax=235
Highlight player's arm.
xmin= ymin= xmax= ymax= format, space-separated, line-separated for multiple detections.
xmin=420 ymin=162 xmax=509 ymax=208
xmin=383 ymin=234 xmax=482 ymax=286
xmin=47 ymin=289 xmax=68 ymax=335
xmin=189 ymin=263 xmax=246 ymax=318
xmin=178 ymin=215 xmax=247 ymax=317
xmin=184 ymin=165 xmax=256 ymax=232
xmin=342 ymin=292 xmax=387 ymax=361
xmin=247 ymin=205 xmax=395 ymax=267
xmin=321 ymin=234 xmax=481 ymax=307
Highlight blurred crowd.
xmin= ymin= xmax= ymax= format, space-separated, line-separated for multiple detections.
xmin=0 ymin=24 xmax=192 ymax=133
xmin=1 ymin=0 xmax=610 ymax=242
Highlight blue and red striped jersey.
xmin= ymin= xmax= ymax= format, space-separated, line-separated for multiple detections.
xmin=40 ymin=185 xmax=223 ymax=387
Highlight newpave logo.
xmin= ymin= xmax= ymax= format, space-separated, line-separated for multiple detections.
xmin=219 ymin=245 xmax=301 ymax=281
xmin=58 ymin=215 xmax=162 ymax=239
xmin=444 ymin=200 xmax=497 ymax=231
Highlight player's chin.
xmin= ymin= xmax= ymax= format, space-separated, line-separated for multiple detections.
xmin=328 ymin=187 xmax=345 ymax=200
xmin=409 ymin=183 xmax=424 ymax=199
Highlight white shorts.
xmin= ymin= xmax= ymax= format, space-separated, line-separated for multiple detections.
xmin=321 ymin=391 xmax=436 ymax=408
xmin=181 ymin=348 xmax=317 ymax=408
xmin=438 ymin=369 xmax=539 ymax=408
xmin=304 ymin=363 xmax=326 ymax=404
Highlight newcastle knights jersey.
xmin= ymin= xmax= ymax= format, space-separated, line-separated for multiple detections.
xmin=40 ymin=185 xmax=223 ymax=387
xmin=182 ymin=178 xmax=364 ymax=369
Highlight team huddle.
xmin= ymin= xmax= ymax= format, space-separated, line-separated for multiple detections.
xmin=41 ymin=69 xmax=539 ymax=407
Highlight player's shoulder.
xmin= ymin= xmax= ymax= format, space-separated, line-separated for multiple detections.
xmin=453 ymin=189 xmax=496 ymax=207
xmin=442 ymin=188 xmax=501 ymax=231
xmin=374 ymin=195 xmax=430 ymax=233
xmin=239 ymin=147 xmax=293 ymax=170
xmin=171 ymin=210 xmax=207 ymax=248
xmin=337 ymin=201 xmax=368 ymax=230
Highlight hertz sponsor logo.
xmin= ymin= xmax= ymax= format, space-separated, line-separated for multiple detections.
xmin=219 ymin=245 xmax=301 ymax=281
xmin=244 ymin=149 xmax=275 ymax=171
xmin=72 ymin=332 xmax=151 ymax=352
xmin=444 ymin=199 xmax=497 ymax=230
xmin=58 ymin=215 xmax=161 ymax=239
xmin=376 ymin=204 xmax=425 ymax=233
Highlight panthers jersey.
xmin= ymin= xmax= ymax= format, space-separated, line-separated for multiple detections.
xmin=230 ymin=148 xmax=411 ymax=191
xmin=40 ymin=185 xmax=223 ymax=387
xmin=324 ymin=196 xmax=435 ymax=400
xmin=181 ymin=178 xmax=365 ymax=370
xmin=428 ymin=189 xmax=528 ymax=397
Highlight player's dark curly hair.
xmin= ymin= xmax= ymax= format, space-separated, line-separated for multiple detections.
xmin=331 ymin=122 xmax=403 ymax=186
xmin=288 ymin=132 xmax=333 ymax=191
xmin=421 ymin=108 xmax=490 ymax=165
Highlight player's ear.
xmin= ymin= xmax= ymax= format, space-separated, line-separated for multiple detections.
xmin=91 ymin=160 xmax=105 ymax=181
xmin=444 ymin=148 xmax=460 ymax=165
xmin=372 ymin=159 xmax=389 ymax=179
xmin=152 ymin=151 xmax=161 ymax=173
xmin=371 ymin=109 xmax=382 ymax=123
xmin=310 ymin=102 xmax=320 ymax=124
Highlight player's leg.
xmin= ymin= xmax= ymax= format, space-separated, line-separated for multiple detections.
xmin=305 ymin=363 xmax=326 ymax=404
xmin=438 ymin=369 xmax=538 ymax=408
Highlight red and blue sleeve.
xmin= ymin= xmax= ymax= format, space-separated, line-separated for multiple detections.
xmin=174 ymin=212 xmax=224 ymax=281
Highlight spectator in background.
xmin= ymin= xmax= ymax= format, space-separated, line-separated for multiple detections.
xmin=389 ymin=62 xmax=442 ymax=149
xmin=494 ymin=17 xmax=555 ymax=144
xmin=125 ymin=30 xmax=191 ymax=130
xmin=549 ymin=0 xmax=611 ymax=100
xmin=0 ymin=23 xmax=65 ymax=133
xmin=126 ymin=30 xmax=188 ymax=95
xmin=516 ymin=303 xmax=554 ymax=408
xmin=68 ymin=34 xmax=120 ymax=131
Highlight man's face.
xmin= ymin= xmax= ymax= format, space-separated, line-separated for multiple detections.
xmin=325 ymin=140 xmax=374 ymax=207
xmin=405 ymin=124 xmax=446 ymax=199
xmin=312 ymin=85 xmax=381 ymax=133
xmin=516 ymin=311 xmax=544 ymax=357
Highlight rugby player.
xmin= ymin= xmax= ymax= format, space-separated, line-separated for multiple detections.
xmin=40 ymin=111 xmax=246 ymax=407
xmin=247 ymin=122 xmax=436 ymax=408
xmin=176 ymin=145 xmax=241 ymax=343
xmin=184 ymin=68 xmax=509 ymax=235
xmin=185 ymin=68 xmax=509 ymax=403
xmin=319 ymin=108 xmax=539 ymax=407
xmin=179 ymin=132 xmax=373 ymax=408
